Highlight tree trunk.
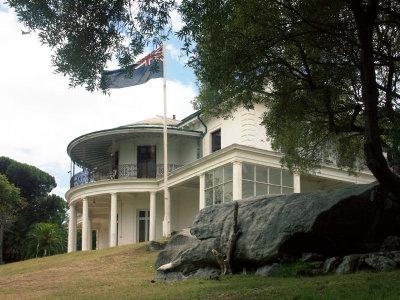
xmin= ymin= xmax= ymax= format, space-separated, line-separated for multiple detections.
xmin=212 ymin=201 xmax=241 ymax=275
xmin=350 ymin=0 xmax=400 ymax=197
xmin=224 ymin=201 xmax=240 ymax=274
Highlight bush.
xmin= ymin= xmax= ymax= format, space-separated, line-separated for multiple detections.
xmin=25 ymin=223 xmax=67 ymax=258
xmin=279 ymin=257 xmax=318 ymax=277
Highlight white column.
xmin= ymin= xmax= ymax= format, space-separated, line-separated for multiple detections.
xmin=109 ymin=193 xmax=118 ymax=247
xmin=163 ymin=188 xmax=171 ymax=237
xmin=67 ymin=204 xmax=77 ymax=253
xmin=232 ymin=161 xmax=243 ymax=201
xmin=87 ymin=220 xmax=92 ymax=250
xmin=294 ymin=173 xmax=301 ymax=193
xmin=82 ymin=197 xmax=89 ymax=251
xmin=199 ymin=173 xmax=205 ymax=210
xmin=149 ymin=192 xmax=156 ymax=241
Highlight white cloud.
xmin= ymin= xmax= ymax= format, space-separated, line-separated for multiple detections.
xmin=167 ymin=43 xmax=188 ymax=65
xmin=0 ymin=9 xmax=196 ymax=198
xmin=170 ymin=8 xmax=185 ymax=32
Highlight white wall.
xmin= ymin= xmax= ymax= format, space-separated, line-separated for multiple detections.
xmin=176 ymin=187 xmax=199 ymax=230
xmin=178 ymin=137 xmax=199 ymax=165
xmin=198 ymin=104 xmax=272 ymax=156
xmin=169 ymin=186 xmax=199 ymax=232
xmin=98 ymin=221 xmax=109 ymax=249
xmin=116 ymin=135 xmax=198 ymax=168
xmin=118 ymin=193 xmax=149 ymax=245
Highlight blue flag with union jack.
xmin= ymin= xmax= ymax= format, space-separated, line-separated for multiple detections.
xmin=102 ymin=47 xmax=163 ymax=89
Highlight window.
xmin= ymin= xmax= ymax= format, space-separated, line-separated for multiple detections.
xmin=205 ymin=164 xmax=233 ymax=206
xmin=137 ymin=146 xmax=156 ymax=178
xmin=242 ymin=163 xmax=294 ymax=198
xmin=137 ymin=210 xmax=150 ymax=243
xmin=211 ymin=129 xmax=221 ymax=152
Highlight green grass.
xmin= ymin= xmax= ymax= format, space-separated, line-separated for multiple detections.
xmin=0 ymin=243 xmax=399 ymax=299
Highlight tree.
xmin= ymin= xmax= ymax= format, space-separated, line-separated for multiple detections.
xmin=6 ymin=0 xmax=175 ymax=91
xmin=177 ymin=0 xmax=400 ymax=196
xmin=0 ymin=157 xmax=67 ymax=262
xmin=6 ymin=0 xmax=400 ymax=196
xmin=25 ymin=223 xmax=67 ymax=258
xmin=0 ymin=174 xmax=26 ymax=264
xmin=0 ymin=157 xmax=56 ymax=199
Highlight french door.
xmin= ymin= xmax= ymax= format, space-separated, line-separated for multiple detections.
xmin=137 ymin=210 xmax=150 ymax=243
xmin=137 ymin=146 xmax=156 ymax=178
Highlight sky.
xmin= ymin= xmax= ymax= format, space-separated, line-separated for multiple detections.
xmin=0 ymin=4 xmax=198 ymax=198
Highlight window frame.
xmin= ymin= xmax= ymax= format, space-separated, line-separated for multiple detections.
xmin=242 ymin=163 xmax=294 ymax=199
xmin=204 ymin=164 xmax=233 ymax=206
xmin=211 ymin=129 xmax=221 ymax=153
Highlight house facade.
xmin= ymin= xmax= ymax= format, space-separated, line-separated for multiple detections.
xmin=66 ymin=104 xmax=375 ymax=252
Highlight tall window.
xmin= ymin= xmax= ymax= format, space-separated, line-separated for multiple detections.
xmin=137 ymin=146 xmax=156 ymax=178
xmin=211 ymin=129 xmax=221 ymax=152
xmin=205 ymin=164 xmax=233 ymax=206
xmin=137 ymin=210 xmax=150 ymax=242
xmin=242 ymin=163 xmax=294 ymax=199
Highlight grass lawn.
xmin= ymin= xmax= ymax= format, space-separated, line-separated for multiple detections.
xmin=0 ymin=243 xmax=399 ymax=299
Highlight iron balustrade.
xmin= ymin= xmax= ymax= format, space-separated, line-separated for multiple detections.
xmin=70 ymin=163 xmax=183 ymax=188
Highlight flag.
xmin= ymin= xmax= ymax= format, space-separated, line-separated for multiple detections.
xmin=102 ymin=47 xmax=163 ymax=89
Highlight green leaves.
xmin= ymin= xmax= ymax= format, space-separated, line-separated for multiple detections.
xmin=0 ymin=174 xmax=25 ymax=216
xmin=25 ymin=222 xmax=67 ymax=258
xmin=178 ymin=0 xmax=399 ymax=179
xmin=7 ymin=0 xmax=176 ymax=91
xmin=0 ymin=157 xmax=67 ymax=263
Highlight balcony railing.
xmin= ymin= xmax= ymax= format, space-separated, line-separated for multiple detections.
xmin=70 ymin=163 xmax=183 ymax=188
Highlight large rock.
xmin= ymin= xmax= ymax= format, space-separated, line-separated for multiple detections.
xmin=155 ymin=183 xmax=400 ymax=281
xmin=255 ymin=263 xmax=281 ymax=277
xmin=380 ymin=236 xmax=400 ymax=252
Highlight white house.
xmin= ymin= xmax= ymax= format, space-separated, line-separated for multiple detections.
xmin=66 ymin=104 xmax=375 ymax=252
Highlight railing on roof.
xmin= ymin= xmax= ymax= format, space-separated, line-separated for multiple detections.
xmin=70 ymin=163 xmax=183 ymax=188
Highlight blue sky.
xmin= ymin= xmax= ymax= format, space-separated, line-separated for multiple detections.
xmin=0 ymin=5 xmax=198 ymax=198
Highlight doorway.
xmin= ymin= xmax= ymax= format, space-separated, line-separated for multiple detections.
xmin=137 ymin=210 xmax=150 ymax=243
xmin=137 ymin=146 xmax=156 ymax=178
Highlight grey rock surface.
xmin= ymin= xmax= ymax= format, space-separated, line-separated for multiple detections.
xmin=154 ymin=267 xmax=220 ymax=282
xmin=322 ymin=257 xmax=342 ymax=274
xmin=380 ymin=236 xmax=400 ymax=252
xmin=365 ymin=253 xmax=397 ymax=271
xmin=255 ymin=263 xmax=281 ymax=277
xmin=154 ymin=183 xmax=400 ymax=281
xmin=147 ymin=241 xmax=166 ymax=251
xmin=335 ymin=255 xmax=362 ymax=274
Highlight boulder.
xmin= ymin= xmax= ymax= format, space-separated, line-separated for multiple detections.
xmin=154 ymin=183 xmax=400 ymax=281
xmin=147 ymin=241 xmax=166 ymax=251
xmin=335 ymin=254 xmax=362 ymax=274
xmin=365 ymin=253 xmax=397 ymax=271
xmin=380 ymin=236 xmax=400 ymax=252
xmin=255 ymin=263 xmax=281 ymax=277
xmin=322 ymin=257 xmax=342 ymax=274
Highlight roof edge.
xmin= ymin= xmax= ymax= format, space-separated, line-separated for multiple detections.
xmin=177 ymin=111 xmax=201 ymax=127
xmin=67 ymin=126 xmax=202 ymax=157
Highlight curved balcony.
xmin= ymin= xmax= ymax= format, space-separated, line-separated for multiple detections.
xmin=70 ymin=163 xmax=183 ymax=188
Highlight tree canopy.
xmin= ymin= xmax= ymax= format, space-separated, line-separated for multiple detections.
xmin=0 ymin=157 xmax=67 ymax=262
xmin=6 ymin=0 xmax=400 ymax=196
xmin=25 ymin=223 xmax=67 ymax=258
xmin=0 ymin=174 xmax=25 ymax=264
xmin=7 ymin=0 xmax=175 ymax=91
xmin=177 ymin=0 xmax=400 ymax=196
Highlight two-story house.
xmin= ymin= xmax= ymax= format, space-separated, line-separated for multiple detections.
xmin=66 ymin=104 xmax=375 ymax=252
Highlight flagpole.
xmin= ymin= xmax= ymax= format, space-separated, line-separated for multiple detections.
xmin=162 ymin=40 xmax=170 ymax=237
